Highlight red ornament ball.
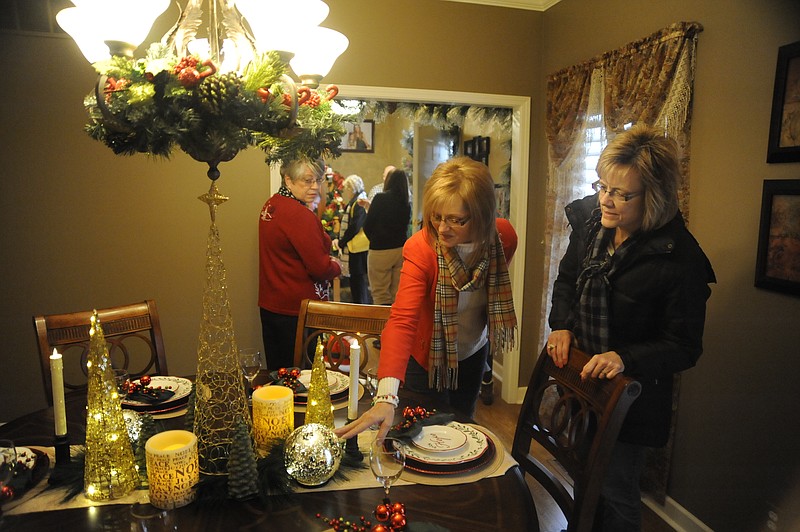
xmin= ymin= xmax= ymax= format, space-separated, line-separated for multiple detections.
xmin=1 ymin=485 xmax=14 ymax=501
xmin=390 ymin=512 xmax=407 ymax=528
xmin=391 ymin=502 xmax=405 ymax=515
xmin=139 ymin=375 xmax=151 ymax=387
xmin=374 ymin=504 xmax=391 ymax=522
xmin=371 ymin=526 xmax=388 ymax=532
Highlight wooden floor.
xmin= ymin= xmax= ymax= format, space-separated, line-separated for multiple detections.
xmin=474 ymin=389 xmax=675 ymax=532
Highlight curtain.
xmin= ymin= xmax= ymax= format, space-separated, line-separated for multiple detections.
xmin=541 ymin=21 xmax=703 ymax=503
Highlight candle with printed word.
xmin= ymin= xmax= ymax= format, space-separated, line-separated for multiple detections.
xmin=348 ymin=338 xmax=361 ymax=420
xmin=50 ymin=349 xmax=67 ymax=436
xmin=252 ymin=385 xmax=294 ymax=455
xmin=145 ymin=430 xmax=199 ymax=510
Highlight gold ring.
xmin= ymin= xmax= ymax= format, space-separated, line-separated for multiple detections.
xmin=547 ymin=344 xmax=555 ymax=350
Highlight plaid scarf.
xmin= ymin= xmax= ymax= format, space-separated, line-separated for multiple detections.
xmin=575 ymin=217 xmax=636 ymax=354
xmin=429 ymin=236 xmax=517 ymax=391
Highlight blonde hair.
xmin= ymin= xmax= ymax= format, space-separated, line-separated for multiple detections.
xmin=596 ymin=123 xmax=680 ymax=232
xmin=423 ymin=157 xmax=496 ymax=259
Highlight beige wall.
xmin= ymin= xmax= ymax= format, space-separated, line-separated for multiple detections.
xmin=542 ymin=1 xmax=800 ymax=530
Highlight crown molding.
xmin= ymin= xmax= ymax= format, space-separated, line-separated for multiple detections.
xmin=441 ymin=0 xmax=561 ymax=11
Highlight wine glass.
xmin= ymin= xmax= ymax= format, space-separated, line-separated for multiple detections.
xmin=0 ymin=440 xmax=17 ymax=513
xmin=369 ymin=436 xmax=405 ymax=502
xmin=238 ymin=348 xmax=262 ymax=400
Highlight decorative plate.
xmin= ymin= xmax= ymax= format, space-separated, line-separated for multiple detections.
xmin=293 ymin=383 xmax=363 ymax=413
xmin=122 ymin=376 xmax=192 ymax=408
xmin=403 ymin=434 xmax=496 ymax=476
xmin=400 ymin=421 xmax=488 ymax=466
xmin=295 ymin=370 xmax=349 ymax=397
xmin=411 ymin=424 xmax=468 ymax=453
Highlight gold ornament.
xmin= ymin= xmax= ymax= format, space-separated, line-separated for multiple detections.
xmin=193 ymin=183 xmax=252 ymax=475
xmin=303 ymin=338 xmax=335 ymax=428
xmin=83 ymin=311 xmax=139 ymax=500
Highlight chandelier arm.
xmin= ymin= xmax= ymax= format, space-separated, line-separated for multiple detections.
xmin=94 ymin=75 xmax=132 ymax=133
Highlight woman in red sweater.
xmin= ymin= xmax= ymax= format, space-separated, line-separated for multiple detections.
xmin=336 ymin=157 xmax=517 ymax=441
xmin=259 ymin=159 xmax=341 ymax=371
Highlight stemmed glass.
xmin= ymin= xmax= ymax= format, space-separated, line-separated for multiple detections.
xmin=0 ymin=439 xmax=17 ymax=515
xmin=238 ymin=348 xmax=262 ymax=401
xmin=369 ymin=436 xmax=405 ymax=502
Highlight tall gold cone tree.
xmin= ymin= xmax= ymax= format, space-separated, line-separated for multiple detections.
xmin=303 ymin=338 xmax=335 ymax=428
xmin=83 ymin=311 xmax=138 ymax=500
xmin=193 ymin=182 xmax=252 ymax=475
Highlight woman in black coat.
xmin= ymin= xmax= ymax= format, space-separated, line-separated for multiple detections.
xmin=547 ymin=124 xmax=715 ymax=532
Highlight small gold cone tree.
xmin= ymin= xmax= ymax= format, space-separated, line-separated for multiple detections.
xmin=303 ymin=338 xmax=335 ymax=428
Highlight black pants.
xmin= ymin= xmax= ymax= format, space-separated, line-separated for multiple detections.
xmin=259 ymin=308 xmax=297 ymax=371
xmin=402 ymin=342 xmax=489 ymax=419
xmin=349 ymin=272 xmax=371 ymax=304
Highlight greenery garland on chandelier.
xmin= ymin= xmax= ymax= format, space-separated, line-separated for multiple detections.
xmin=84 ymin=45 xmax=352 ymax=178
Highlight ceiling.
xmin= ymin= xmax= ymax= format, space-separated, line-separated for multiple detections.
xmin=442 ymin=0 xmax=561 ymax=11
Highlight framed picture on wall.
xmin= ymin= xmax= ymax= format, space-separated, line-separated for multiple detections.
xmin=754 ymin=179 xmax=800 ymax=296
xmin=339 ymin=120 xmax=374 ymax=153
xmin=766 ymin=41 xmax=800 ymax=163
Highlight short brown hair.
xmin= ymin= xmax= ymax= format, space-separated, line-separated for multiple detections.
xmin=423 ymin=157 xmax=497 ymax=258
xmin=596 ymin=123 xmax=681 ymax=232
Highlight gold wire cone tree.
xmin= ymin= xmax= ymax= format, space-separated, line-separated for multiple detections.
xmin=303 ymin=338 xmax=335 ymax=428
xmin=193 ymin=181 xmax=252 ymax=475
xmin=83 ymin=311 xmax=139 ymax=500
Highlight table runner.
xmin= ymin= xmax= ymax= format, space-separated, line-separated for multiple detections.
xmin=3 ymin=425 xmax=516 ymax=516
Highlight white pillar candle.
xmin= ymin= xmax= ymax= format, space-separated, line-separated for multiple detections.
xmin=145 ymin=430 xmax=199 ymax=510
xmin=252 ymin=385 xmax=294 ymax=455
xmin=348 ymin=339 xmax=360 ymax=420
xmin=50 ymin=349 xmax=67 ymax=436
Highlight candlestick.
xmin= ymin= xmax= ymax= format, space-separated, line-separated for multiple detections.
xmin=50 ymin=349 xmax=67 ymax=437
xmin=348 ymin=339 xmax=361 ymax=420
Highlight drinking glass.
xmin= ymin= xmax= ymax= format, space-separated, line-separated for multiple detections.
xmin=238 ymin=348 xmax=262 ymax=399
xmin=365 ymin=367 xmax=379 ymax=397
xmin=0 ymin=440 xmax=17 ymax=511
xmin=113 ymin=368 xmax=130 ymax=398
xmin=369 ymin=436 xmax=405 ymax=502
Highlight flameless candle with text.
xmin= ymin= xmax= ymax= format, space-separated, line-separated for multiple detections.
xmin=145 ymin=430 xmax=199 ymax=510
xmin=50 ymin=349 xmax=67 ymax=436
xmin=252 ymin=385 xmax=294 ymax=455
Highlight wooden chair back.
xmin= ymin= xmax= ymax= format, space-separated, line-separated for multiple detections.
xmin=34 ymin=300 xmax=168 ymax=405
xmin=292 ymin=299 xmax=391 ymax=375
xmin=511 ymin=346 xmax=642 ymax=532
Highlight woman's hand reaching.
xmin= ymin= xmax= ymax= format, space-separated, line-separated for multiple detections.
xmin=334 ymin=402 xmax=395 ymax=441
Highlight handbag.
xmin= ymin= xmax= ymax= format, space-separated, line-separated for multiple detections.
xmin=346 ymin=228 xmax=370 ymax=253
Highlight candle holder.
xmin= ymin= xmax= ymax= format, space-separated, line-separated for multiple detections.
xmin=344 ymin=420 xmax=363 ymax=461
xmin=48 ymin=433 xmax=72 ymax=486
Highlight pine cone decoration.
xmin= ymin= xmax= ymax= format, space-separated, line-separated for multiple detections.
xmin=196 ymin=72 xmax=243 ymax=114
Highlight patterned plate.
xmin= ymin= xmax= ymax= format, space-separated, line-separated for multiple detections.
xmin=121 ymin=376 xmax=192 ymax=409
xmin=295 ymin=370 xmax=349 ymax=397
xmin=401 ymin=421 xmax=488 ymax=466
xmin=411 ymin=424 xmax=468 ymax=453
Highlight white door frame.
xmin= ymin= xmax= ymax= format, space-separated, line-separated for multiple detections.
xmin=274 ymin=85 xmax=531 ymax=404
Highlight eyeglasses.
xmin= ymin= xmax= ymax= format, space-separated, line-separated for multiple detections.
xmin=431 ymin=213 xmax=470 ymax=228
xmin=592 ymin=180 xmax=643 ymax=203
xmin=299 ymin=177 xmax=325 ymax=186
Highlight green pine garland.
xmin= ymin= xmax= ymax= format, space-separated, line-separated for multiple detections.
xmin=84 ymin=45 xmax=352 ymax=171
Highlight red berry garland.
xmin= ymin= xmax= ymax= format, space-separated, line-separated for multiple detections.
xmin=392 ymin=406 xmax=437 ymax=432
xmin=316 ymin=500 xmax=407 ymax=531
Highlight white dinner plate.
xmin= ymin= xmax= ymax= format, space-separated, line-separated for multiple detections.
xmin=292 ymin=383 xmax=364 ymax=413
xmin=295 ymin=370 xmax=349 ymax=397
xmin=401 ymin=421 xmax=488 ymax=465
xmin=121 ymin=376 xmax=192 ymax=408
xmin=411 ymin=424 xmax=468 ymax=453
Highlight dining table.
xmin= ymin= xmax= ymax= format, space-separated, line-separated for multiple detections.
xmin=0 ymin=374 xmax=539 ymax=531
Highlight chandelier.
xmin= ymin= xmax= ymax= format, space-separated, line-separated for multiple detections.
xmin=56 ymin=0 xmax=352 ymax=178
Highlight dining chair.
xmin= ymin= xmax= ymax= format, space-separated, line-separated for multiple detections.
xmin=292 ymin=299 xmax=391 ymax=375
xmin=511 ymin=345 xmax=642 ymax=532
xmin=34 ymin=299 xmax=169 ymax=406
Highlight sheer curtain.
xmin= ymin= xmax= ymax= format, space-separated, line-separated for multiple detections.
xmin=541 ymin=21 xmax=703 ymax=502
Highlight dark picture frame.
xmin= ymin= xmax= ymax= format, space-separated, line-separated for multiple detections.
xmin=754 ymin=179 xmax=800 ymax=297
xmin=339 ymin=120 xmax=375 ymax=153
xmin=766 ymin=41 xmax=800 ymax=163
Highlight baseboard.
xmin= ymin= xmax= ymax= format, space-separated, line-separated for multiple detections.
xmin=642 ymin=494 xmax=713 ymax=532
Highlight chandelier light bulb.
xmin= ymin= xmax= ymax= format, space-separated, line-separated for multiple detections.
xmin=290 ymin=27 xmax=349 ymax=87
